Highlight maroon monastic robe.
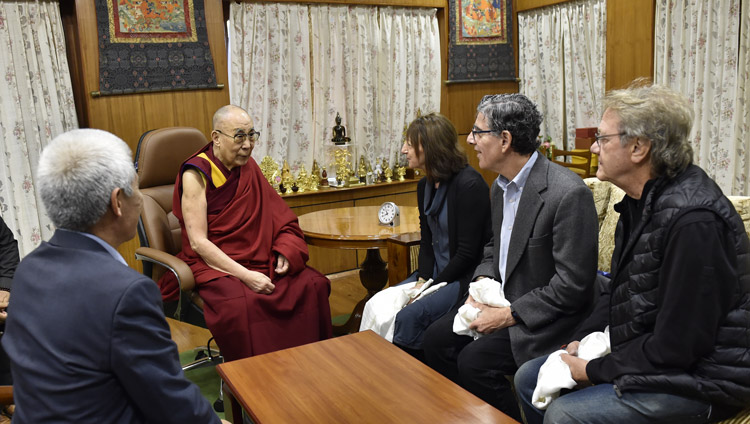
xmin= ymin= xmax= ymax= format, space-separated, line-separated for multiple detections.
xmin=159 ymin=143 xmax=332 ymax=360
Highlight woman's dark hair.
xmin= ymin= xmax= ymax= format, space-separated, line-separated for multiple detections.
xmin=405 ymin=112 xmax=467 ymax=183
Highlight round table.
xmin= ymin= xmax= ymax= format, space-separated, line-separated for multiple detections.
xmin=298 ymin=206 xmax=420 ymax=334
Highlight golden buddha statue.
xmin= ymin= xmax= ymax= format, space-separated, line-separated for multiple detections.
xmin=297 ymin=165 xmax=309 ymax=193
xmin=281 ymin=160 xmax=294 ymax=193
xmin=358 ymin=155 xmax=367 ymax=183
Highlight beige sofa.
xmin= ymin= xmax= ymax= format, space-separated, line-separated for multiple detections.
xmin=584 ymin=177 xmax=750 ymax=271
xmin=583 ymin=178 xmax=750 ymax=422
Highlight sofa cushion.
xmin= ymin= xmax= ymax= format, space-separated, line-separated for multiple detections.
xmin=584 ymin=178 xmax=625 ymax=272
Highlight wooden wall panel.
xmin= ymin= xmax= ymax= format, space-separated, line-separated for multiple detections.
xmin=605 ymin=0 xmax=655 ymax=90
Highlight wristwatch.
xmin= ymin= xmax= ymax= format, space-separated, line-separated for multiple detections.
xmin=510 ymin=307 xmax=521 ymax=324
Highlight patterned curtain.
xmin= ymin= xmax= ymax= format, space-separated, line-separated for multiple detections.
xmin=518 ymin=0 xmax=606 ymax=150
xmin=0 ymin=1 xmax=78 ymax=256
xmin=229 ymin=3 xmax=440 ymax=173
xmin=375 ymin=7 xmax=441 ymax=169
xmin=229 ymin=3 xmax=313 ymax=172
xmin=654 ymin=0 xmax=749 ymax=195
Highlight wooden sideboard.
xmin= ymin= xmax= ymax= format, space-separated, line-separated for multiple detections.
xmin=281 ymin=179 xmax=420 ymax=275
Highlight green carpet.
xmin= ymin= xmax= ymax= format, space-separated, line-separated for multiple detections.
xmin=179 ymin=350 xmax=224 ymax=421
xmin=331 ymin=313 xmax=351 ymax=326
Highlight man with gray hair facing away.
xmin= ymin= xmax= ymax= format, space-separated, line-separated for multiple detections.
xmin=422 ymin=93 xmax=599 ymax=420
xmin=2 ymin=129 xmax=228 ymax=424
xmin=514 ymin=80 xmax=750 ymax=423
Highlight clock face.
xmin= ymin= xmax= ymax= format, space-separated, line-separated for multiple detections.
xmin=379 ymin=202 xmax=397 ymax=224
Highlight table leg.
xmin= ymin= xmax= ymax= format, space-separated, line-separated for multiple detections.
xmin=222 ymin=381 xmax=244 ymax=423
xmin=333 ymin=248 xmax=388 ymax=335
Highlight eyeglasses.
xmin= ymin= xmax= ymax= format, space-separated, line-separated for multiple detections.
xmin=594 ymin=131 xmax=626 ymax=148
xmin=215 ymin=129 xmax=260 ymax=144
xmin=470 ymin=128 xmax=495 ymax=139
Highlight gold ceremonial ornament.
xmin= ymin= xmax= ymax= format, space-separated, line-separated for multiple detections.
xmin=260 ymin=156 xmax=280 ymax=189
xmin=297 ymin=165 xmax=309 ymax=193
xmin=333 ymin=148 xmax=352 ymax=187
xmin=281 ymin=160 xmax=294 ymax=193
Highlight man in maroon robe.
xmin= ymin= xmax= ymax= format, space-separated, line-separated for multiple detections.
xmin=160 ymin=105 xmax=332 ymax=361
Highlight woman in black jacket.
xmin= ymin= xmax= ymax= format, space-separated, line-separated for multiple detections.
xmin=361 ymin=113 xmax=492 ymax=355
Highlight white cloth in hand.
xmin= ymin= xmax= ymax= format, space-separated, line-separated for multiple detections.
xmin=531 ymin=350 xmax=577 ymax=409
xmin=577 ymin=328 xmax=611 ymax=360
xmin=452 ymin=278 xmax=511 ymax=339
xmin=532 ymin=327 xmax=611 ymax=409
xmin=469 ymin=278 xmax=511 ymax=307
xmin=452 ymin=304 xmax=481 ymax=338
xmin=359 ymin=279 xmax=441 ymax=341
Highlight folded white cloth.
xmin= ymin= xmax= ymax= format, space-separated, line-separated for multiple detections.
xmin=452 ymin=278 xmax=511 ymax=339
xmin=532 ymin=327 xmax=611 ymax=409
xmin=359 ymin=279 xmax=446 ymax=341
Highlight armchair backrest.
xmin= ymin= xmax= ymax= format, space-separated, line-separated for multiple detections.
xmin=135 ymin=127 xmax=208 ymax=279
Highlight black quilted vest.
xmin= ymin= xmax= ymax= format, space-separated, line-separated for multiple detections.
xmin=608 ymin=165 xmax=750 ymax=407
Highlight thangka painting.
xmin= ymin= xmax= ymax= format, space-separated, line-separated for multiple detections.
xmin=448 ymin=0 xmax=515 ymax=82
xmin=95 ymin=0 xmax=218 ymax=95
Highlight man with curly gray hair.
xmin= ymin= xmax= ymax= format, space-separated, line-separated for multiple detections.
xmin=2 ymin=129 xmax=227 ymax=424
xmin=515 ymin=80 xmax=750 ymax=423
xmin=422 ymin=93 xmax=599 ymax=420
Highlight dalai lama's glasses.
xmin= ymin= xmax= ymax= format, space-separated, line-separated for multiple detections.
xmin=216 ymin=129 xmax=261 ymax=144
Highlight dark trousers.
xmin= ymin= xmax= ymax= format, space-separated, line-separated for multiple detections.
xmin=422 ymin=311 xmax=522 ymax=421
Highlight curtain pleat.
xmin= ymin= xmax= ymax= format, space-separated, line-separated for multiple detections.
xmin=229 ymin=2 xmax=440 ymax=173
xmin=654 ymin=0 xmax=748 ymax=195
xmin=0 ymin=1 xmax=78 ymax=256
xmin=519 ymin=0 xmax=606 ymax=150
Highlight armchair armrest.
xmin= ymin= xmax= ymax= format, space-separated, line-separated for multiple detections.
xmin=134 ymin=246 xmax=196 ymax=292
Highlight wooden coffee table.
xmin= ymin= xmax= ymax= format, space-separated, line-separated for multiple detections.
xmin=217 ymin=330 xmax=518 ymax=424
xmin=298 ymin=206 xmax=420 ymax=334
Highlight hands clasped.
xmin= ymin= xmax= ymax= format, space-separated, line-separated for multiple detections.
xmin=532 ymin=328 xmax=610 ymax=409
xmin=453 ymin=278 xmax=511 ymax=338
xmin=0 ymin=290 xmax=9 ymax=323
xmin=240 ymin=253 xmax=292 ymax=295
xmin=241 ymin=270 xmax=275 ymax=294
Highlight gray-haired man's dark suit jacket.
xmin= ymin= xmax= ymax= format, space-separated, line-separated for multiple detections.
xmin=3 ymin=230 xmax=219 ymax=424
xmin=473 ymin=156 xmax=599 ymax=365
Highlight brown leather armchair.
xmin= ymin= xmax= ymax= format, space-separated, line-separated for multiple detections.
xmin=134 ymin=127 xmax=207 ymax=324
xmin=133 ymin=127 xmax=224 ymax=410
